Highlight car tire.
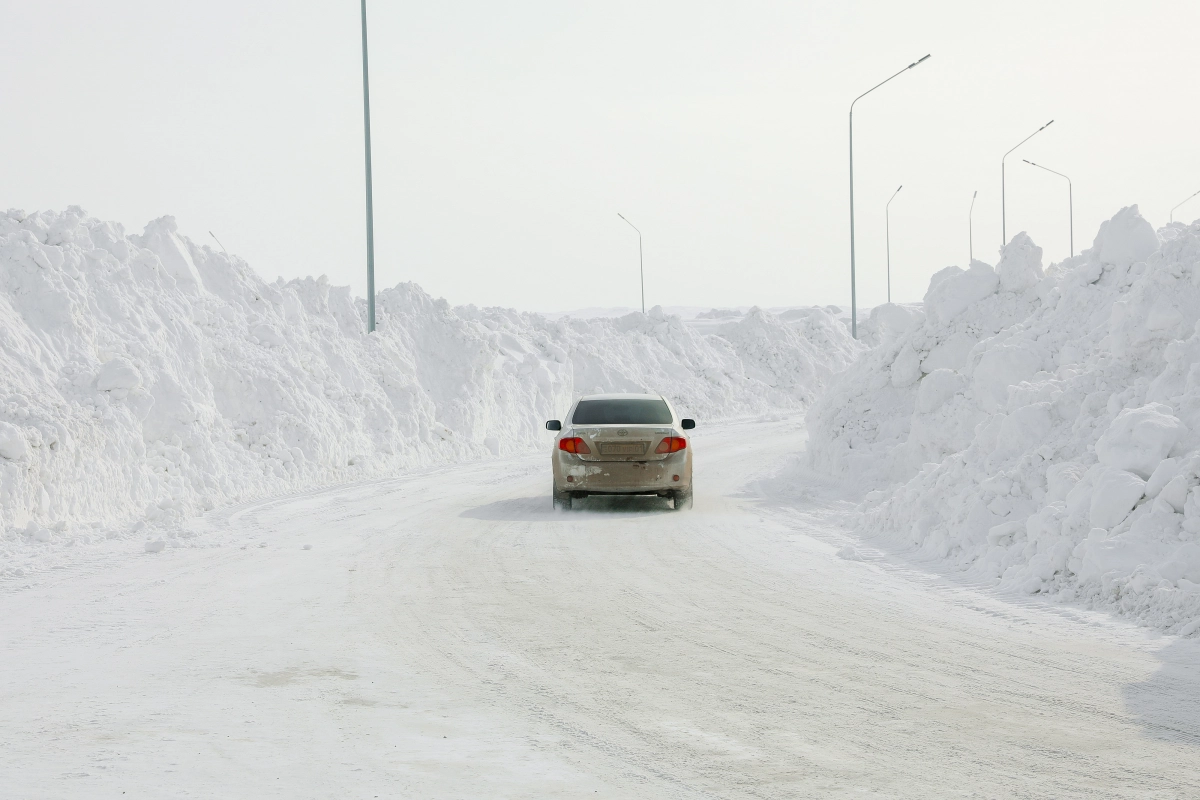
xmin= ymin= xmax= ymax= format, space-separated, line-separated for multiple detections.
xmin=672 ymin=488 xmax=693 ymax=511
xmin=552 ymin=484 xmax=573 ymax=511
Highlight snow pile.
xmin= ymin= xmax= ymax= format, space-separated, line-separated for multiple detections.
xmin=810 ymin=205 xmax=1200 ymax=633
xmin=0 ymin=207 xmax=858 ymax=568
xmin=851 ymin=302 xmax=925 ymax=349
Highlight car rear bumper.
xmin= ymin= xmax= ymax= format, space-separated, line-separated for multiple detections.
xmin=553 ymin=451 xmax=691 ymax=494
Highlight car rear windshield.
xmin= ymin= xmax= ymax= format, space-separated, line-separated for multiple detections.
xmin=571 ymin=398 xmax=673 ymax=425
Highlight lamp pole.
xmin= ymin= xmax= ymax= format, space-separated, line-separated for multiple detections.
xmin=360 ymin=0 xmax=376 ymax=334
xmin=885 ymin=185 xmax=902 ymax=304
xmin=969 ymin=190 xmax=977 ymax=263
xmin=1023 ymin=159 xmax=1073 ymax=259
xmin=849 ymin=54 xmax=930 ymax=339
xmin=1171 ymin=189 xmax=1200 ymax=223
xmin=1002 ymin=120 xmax=1053 ymax=247
xmin=208 ymin=231 xmax=229 ymax=256
xmin=617 ymin=213 xmax=644 ymax=314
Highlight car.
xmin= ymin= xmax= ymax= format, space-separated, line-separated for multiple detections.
xmin=545 ymin=393 xmax=695 ymax=511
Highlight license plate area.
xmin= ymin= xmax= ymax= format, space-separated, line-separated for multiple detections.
xmin=598 ymin=441 xmax=648 ymax=456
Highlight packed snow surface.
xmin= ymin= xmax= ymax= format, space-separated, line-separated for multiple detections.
xmin=0 ymin=207 xmax=859 ymax=574
xmin=5 ymin=417 xmax=1198 ymax=797
xmin=810 ymin=205 xmax=1200 ymax=634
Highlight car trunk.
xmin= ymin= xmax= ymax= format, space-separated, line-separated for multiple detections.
xmin=570 ymin=425 xmax=675 ymax=462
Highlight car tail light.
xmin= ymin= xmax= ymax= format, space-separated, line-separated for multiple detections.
xmin=558 ymin=437 xmax=591 ymax=454
xmin=655 ymin=437 xmax=687 ymax=454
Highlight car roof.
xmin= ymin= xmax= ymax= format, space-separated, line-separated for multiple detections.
xmin=576 ymin=392 xmax=665 ymax=402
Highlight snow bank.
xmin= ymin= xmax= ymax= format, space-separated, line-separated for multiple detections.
xmin=0 ymin=207 xmax=859 ymax=571
xmin=809 ymin=205 xmax=1200 ymax=634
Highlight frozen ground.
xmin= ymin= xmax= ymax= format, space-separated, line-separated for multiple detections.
xmin=3 ymin=416 xmax=1199 ymax=798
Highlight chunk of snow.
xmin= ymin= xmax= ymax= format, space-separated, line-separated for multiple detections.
xmin=973 ymin=343 xmax=1043 ymax=412
xmin=916 ymin=369 xmax=965 ymax=414
xmin=96 ymin=358 xmax=143 ymax=392
xmin=1159 ymin=474 xmax=1190 ymax=513
xmin=996 ymin=233 xmax=1044 ymax=292
xmin=0 ymin=422 xmax=28 ymax=460
xmin=1046 ymin=463 xmax=1086 ymax=503
xmin=1091 ymin=205 xmax=1159 ymax=269
xmin=868 ymin=303 xmax=924 ymax=343
xmin=921 ymin=332 xmax=977 ymax=373
xmin=1145 ymin=458 xmax=1180 ymax=498
xmin=890 ymin=345 xmax=922 ymax=388
xmin=134 ymin=215 xmax=204 ymax=288
xmin=1095 ymin=404 xmax=1187 ymax=479
xmin=924 ymin=262 xmax=999 ymax=325
xmin=1089 ymin=467 xmax=1146 ymax=529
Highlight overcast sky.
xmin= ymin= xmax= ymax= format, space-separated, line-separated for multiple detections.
xmin=4 ymin=0 xmax=1199 ymax=313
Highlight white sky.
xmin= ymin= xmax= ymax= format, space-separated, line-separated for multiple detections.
xmin=4 ymin=0 xmax=1200 ymax=313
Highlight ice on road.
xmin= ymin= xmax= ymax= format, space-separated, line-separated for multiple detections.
xmin=3 ymin=418 xmax=1199 ymax=798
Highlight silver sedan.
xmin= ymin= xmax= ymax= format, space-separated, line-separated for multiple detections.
xmin=545 ymin=393 xmax=695 ymax=511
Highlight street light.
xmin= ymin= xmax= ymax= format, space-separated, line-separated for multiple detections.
xmin=208 ymin=231 xmax=229 ymax=256
xmin=969 ymin=190 xmax=977 ymax=264
xmin=360 ymin=0 xmax=377 ymax=334
xmin=1023 ymin=159 xmax=1073 ymax=259
xmin=848 ymin=53 xmax=931 ymax=339
xmin=1002 ymin=120 xmax=1053 ymax=247
xmin=1171 ymin=189 xmax=1200 ymax=223
xmin=617 ymin=213 xmax=644 ymax=314
xmin=885 ymin=185 xmax=902 ymax=304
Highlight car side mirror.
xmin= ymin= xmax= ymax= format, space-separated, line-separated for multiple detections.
xmin=546 ymin=420 xmax=562 ymax=431
xmin=681 ymin=418 xmax=695 ymax=430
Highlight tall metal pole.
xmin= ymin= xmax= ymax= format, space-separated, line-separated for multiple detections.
xmin=360 ymin=0 xmax=376 ymax=334
xmin=617 ymin=213 xmax=644 ymax=314
xmin=208 ymin=231 xmax=229 ymax=256
xmin=1002 ymin=120 xmax=1053 ymax=248
xmin=1171 ymin=189 xmax=1200 ymax=223
xmin=885 ymin=185 xmax=902 ymax=304
xmin=1023 ymin=159 xmax=1073 ymax=258
xmin=849 ymin=54 xmax=930 ymax=339
xmin=969 ymin=190 xmax=977 ymax=263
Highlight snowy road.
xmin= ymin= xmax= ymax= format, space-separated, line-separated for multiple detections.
xmin=3 ymin=418 xmax=1200 ymax=798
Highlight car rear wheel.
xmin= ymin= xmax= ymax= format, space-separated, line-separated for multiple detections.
xmin=552 ymin=484 xmax=573 ymax=511
xmin=672 ymin=488 xmax=693 ymax=511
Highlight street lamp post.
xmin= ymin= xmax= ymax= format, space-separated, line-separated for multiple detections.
xmin=1023 ymin=159 xmax=1073 ymax=259
xmin=969 ymin=190 xmax=977 ymax=263
xmin=849 ymin=53 xmax=931 ymax=339
xmin=360 ymin=0 xmax=377 ymax=334
xmin=885 ymin=185 xmax=902 ymax=304
xmin=1171 ymin=189 xmax=1200 ymax=223
xmin=617 ymin=213 xmax=644 ymax=314
xmin=208 ymin=231 xmax=229 ymax=256
xmin=1002 ymin=120 xmax=1053 ymax=247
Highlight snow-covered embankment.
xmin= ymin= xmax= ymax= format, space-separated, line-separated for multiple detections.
xmin=0 ymin=207 xmax=859 ymax=569
xmin=809 ymin=205 xmax=1200 ymax=633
